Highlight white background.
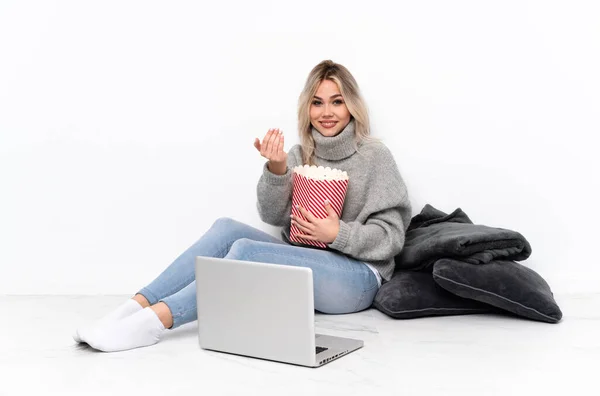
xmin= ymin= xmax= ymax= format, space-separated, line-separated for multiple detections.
xmin=1 ymin=0 xmax=598 ymax=294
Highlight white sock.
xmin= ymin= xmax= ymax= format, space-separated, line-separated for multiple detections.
xmin=84 ymin=307 xmax=166 ymax=352
xmin=73 ymin=298 xmax=143 ymax=343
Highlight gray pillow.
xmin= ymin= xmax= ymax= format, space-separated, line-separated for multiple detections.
xmin=373 ymin=271 xmax=492 ymax=319
xmin=432 ymin=259 xmax=562 ymax=323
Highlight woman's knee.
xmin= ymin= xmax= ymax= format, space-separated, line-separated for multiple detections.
xmin=210 ymin=217 xmax=252 ymax=238
xmin=227 ymin=238 xmax=259 ymax=259
xmin=212 ymin=216 xmax=239 ymax=229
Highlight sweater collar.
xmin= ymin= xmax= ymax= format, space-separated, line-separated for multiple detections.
xmin=311 ymin=119 xmax=359 ymax=161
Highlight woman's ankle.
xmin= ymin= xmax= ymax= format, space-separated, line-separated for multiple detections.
xmin=132 ymin=293 xmax=151 ymax=308
xmin=150 ymin=302 xmax=174 ymax=329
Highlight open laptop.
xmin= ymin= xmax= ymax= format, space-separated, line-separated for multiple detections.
xmin=194 ymin=256 xmax=364 ymax=367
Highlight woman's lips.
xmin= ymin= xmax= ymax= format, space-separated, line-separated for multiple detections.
xmin=320 ymin=121 xmax=338 ymax=129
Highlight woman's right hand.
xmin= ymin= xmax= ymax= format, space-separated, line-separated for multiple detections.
xmin=254 ymin=128 xmax=288 ymax=168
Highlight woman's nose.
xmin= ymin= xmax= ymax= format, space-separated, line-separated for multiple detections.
xmin=323 ymin=104 xmax=334 ymax=116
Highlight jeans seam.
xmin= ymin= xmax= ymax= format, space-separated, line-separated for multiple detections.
xmin=354 ymin=277 xmax=379 ymax=311
xmin=354 ymin=290 xmax=366 ymax=312
xmin=172 ymin=305 xmax=197 ymax=320
xmin=160 ymin=296 xmax=198 ymax=320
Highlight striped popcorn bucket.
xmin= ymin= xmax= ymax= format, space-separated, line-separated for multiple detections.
xmin=290 ymin=165 xmax=349 ymax=248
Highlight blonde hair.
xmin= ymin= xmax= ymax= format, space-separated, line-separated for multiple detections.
xmin=297 ymin=60 xmax=381 ymax=166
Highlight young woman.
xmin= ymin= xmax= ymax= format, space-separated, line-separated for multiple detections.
xmin=73 ymin=60 xmax=412 ymax=352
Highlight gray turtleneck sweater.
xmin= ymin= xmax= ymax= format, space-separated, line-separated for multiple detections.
xmin=256 ymin=120 xmax=412 ymax=282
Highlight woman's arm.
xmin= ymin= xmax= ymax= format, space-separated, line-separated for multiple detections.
xmin=327 ymin=145 xmax=412 ymax=261
xmin=256 ymin=145 xmax=301 ymax=226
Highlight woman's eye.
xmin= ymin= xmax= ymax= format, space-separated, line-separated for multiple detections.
xmin=312 ymin=101 xmax=322 ymax=106
xmin=333 ymin=100 xmax=344 ymax=105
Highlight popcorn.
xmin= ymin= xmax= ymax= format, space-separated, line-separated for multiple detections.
xmin=290 ymin=165 xmax=349 ymax=248
xmin=292 ymin=164 xmax=349 ymax=181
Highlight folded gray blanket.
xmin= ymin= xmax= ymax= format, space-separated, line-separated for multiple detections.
xmin=394 ymin=204 xmax=532 ymax=272
xmin=376 ymin=204 xmax=562 ymax=323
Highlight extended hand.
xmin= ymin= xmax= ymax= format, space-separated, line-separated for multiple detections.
xmin=291 ymin=201 xmax=340 ymax=244
xmin=254 ymin=128 xmax=287 ymax=165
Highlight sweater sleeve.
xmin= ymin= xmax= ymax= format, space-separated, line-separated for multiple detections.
xmin=256 ymin=145 xmax=302 ymax=226
xmin=327 ymin=146 xmax=412 ymax=262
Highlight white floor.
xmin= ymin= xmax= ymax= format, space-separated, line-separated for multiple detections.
xmin=1 ymin=293 xmax=598 ymax=396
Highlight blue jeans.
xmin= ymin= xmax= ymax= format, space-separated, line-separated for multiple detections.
xmin=136 ymin=217 xmax=379 ymax=329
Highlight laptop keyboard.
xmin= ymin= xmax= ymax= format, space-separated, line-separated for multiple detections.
xmin=316 ymin=346 xmax=328 ymax=354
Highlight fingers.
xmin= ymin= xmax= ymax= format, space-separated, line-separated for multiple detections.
xmin=293 ymin=233 xmax=315 ymax=241
xmin=258 ymin=128 xmax=284 ymax=160
xmin=291 ymin=218 xmax=309 ymax=233
xmin=274 ymin=129 xmax=283 ymax=157
xmin=266 ymin=129 xmax=275 ymax=158
xmin=267 ymin=128 xmax=281 ymax=158
xmin=261 ymin=129 xmax=274 ymax=157
xmin=296 ymin=205 xmax=313 ymax=222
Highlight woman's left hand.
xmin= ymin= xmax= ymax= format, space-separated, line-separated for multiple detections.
xmin=291 ymin=201 xmax=340 ymax=244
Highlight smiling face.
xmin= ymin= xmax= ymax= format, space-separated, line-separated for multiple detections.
xmin=310 ymin=79 xmax=352 ymax=137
